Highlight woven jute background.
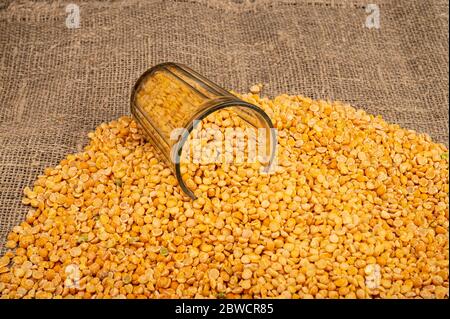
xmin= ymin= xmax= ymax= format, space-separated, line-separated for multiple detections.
xmin=0 ymin=0 xmax=448 ymax=252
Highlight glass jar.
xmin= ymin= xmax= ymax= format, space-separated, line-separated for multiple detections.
xmin=130 ymin=62 xmax=276 ymax=199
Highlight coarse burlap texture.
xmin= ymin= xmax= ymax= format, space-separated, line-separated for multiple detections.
xmin=0 ymin=0 xmax=448 ymax=252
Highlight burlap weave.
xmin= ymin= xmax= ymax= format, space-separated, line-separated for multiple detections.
xmin=0 ymin=0 xmax=448 ymax=252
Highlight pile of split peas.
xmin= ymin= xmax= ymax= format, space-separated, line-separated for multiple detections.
xmin=0 ymin=85 xmax=448 ymax=299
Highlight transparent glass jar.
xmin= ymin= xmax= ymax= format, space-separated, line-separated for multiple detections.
xmin=130 ymin=62 xmax=276 ymax=199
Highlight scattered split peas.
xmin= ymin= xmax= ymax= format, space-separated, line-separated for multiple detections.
xmin=0 ymin=90 xmax=449 ymax=299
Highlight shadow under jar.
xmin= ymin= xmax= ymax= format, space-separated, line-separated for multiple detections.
xmin=130 ymin=62 xmax=276 ymax=200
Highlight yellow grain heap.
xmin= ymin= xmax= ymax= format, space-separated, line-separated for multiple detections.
xmin=0 ymin=92 xmax=448 ymax=299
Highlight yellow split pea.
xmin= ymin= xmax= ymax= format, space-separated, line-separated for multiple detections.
xmin=0 ymin=89 xmax=448 ymax=299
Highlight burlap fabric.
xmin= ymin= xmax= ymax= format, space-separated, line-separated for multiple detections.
xmin=0 ymin=0 xmax=448 ymax=252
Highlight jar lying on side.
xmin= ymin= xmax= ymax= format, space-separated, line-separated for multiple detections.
xmin=130 ymin=62 xmax=277 ymax=199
